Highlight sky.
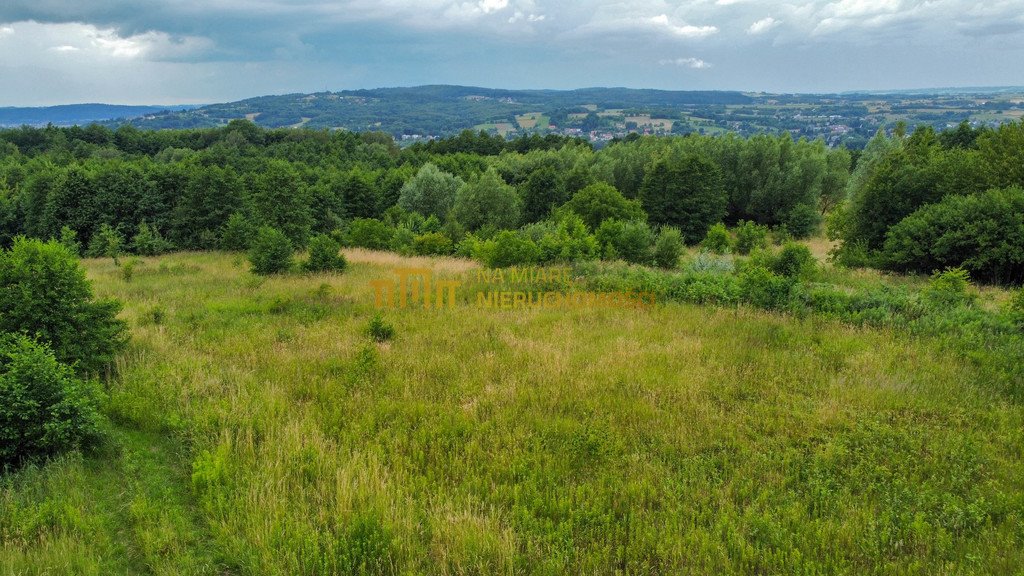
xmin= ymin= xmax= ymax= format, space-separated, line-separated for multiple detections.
xmin=1 ymin=0 xmax=1023 ymax=106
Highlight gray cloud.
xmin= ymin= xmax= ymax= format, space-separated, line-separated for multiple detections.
xmin=1 ymin=0 xmax=1023 ymax=104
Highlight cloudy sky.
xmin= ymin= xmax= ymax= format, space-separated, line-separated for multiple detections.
xmin=1 ymin=0 xmax=1023 ymax=105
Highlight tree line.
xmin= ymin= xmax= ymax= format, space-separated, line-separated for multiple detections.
xmin=1 ymin=119 xmax=1021 ymax=284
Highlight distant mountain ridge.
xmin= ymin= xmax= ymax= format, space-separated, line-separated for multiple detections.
xmin=0 ymin=104 xmax=199 ymax=127
xmin=100 ymin=85 xmax=758 ymax=135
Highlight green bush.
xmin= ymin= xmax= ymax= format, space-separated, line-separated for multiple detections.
xmin=390 ymin=226 xmax=416 ymax=256
xmin=881 ymin=187 xmax=1024 ymax=285
xmin=616 ymin=220 xmax=655 ymax=265
xmin=739 ymin=266 xmax=793 ymax=310
xmin=413 ymin=232 xmax=453 ymax=256
xmin=303 ymin=234 xmax=347 ymax=273
xmin=734 ymin=220 xmax=769 ymax=255
xmin=535 ymin=214 xmax=599 ymax=264
xmin=772 ymin=243 xmax=816 ymax=279
xmin=562 ymin=182 xmax=645 ymax=230
xmin=220 ymin=213 xmax=256 ymax=252
xmin=479 ymin=231 xmax=540 ymax=268
xmin=1009 ymin=288 xmax=1024 ymax=327
xmin=86 ymin=224 xmax=123 ymax=263
xmin=248 ymin=227 xmax=294 ymax=275
xmin=365 ymin=314 xmax=395 ymax=343
xmin=0 ymin=238 xmax=126 ymax=374
xmin=784 ymin=204 xmax=822 ymax=239
xmin=922 ymin=268 xmax=974 ymax=308
xmin=131 ymin=221 xmax=172 ymax=256
xmin=702 ymin=223 xmax=732 ymax=254
xmin=0 ymin=333 xmax=103 ymax=470
xmin=347 ymin=218 xmax=394 ymax=250
xmin=57 ymin=226 xmax=81 ymax=256
xmin=653 ymin=227 xmax=684 ymax=269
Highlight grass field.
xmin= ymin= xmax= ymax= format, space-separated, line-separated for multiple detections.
xmin=515 ymin=113 xmax=549 ymax=131
xmin=2 ymin=250 xmax=1023 ymax=574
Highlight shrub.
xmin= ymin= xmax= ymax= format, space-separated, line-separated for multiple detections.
xmin=220 ymin=213 xmax=257 ymax=252
xmin=734 ymin=221 xmax=769 ymax=255
xmin=739 ymin=266 xmax=793 ymax=310
xmin=562 ymin=182 xmax=645 ymax=230
xmin=535 ymin=213 xmax=599 ymax=264
xmin=365 ymin=314 xmax=395 ymax=343
xmin=397 ymin=163 xmax=463 ymax=219
xmin=347 ymin=218 xmax=394 ymax=250
xmin=0 ymin=333 xmax=103 ymax=470
xmin=86 ymin=223 xmax=123 ymax=264
xmin=0 ymin=238 xmax=126 ymax=374
xmin=772 ymin=243 xmax=816 ymax=279
xmin=221 ymin=208 xmax=258 ymax=249
xmin=390 ymin=226 xmax=416 ymax=256
xmin=702 ymin=223 xmax=732 ymax=254
xmin=479 ymin=231 xmax=540 ymax=268
xmin=131 ymin=221 xmax=172 ymax=256
xmin=248 ymin=227 xmax=294 ymax=275
xmin=616 ymin=220 xmax=655 ymax=265
xmin=57 ymin=226 xmax=81 ymax=256
xmin=1009 ymin=288 xmax=1024 ymax=327
xmin=413 ymin=232 xmax=453 ymax=256
xmin=120 ymin=259 xmax=138 ymax=283
xmin=303 ymin=234 xmax=347 ymax=273
xmin=881 ymin=187 xmax=1024 ymax=285
xmin=653 ymin=227 xmax=684 ymax=269
xmin=784 ymin=204 xmax=822 ymax=239
xmin=686 ymin=251 xmax=736 ymax=274
xmin=922 ymin=268 xmax=974 ymax=308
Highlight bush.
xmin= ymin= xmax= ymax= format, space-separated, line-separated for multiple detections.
xmin=478 ymin=231 xmax=540 ymax=268
xmin=562 ymin=182 xmax=645 ymax=230
xmin=220 ymin=213 xmax=256 ymax=251
xmin=413 ymin=232 xmax=453 ymax=256
xmin=347 ymin=218 xmax=394 ymax=250
xmin=390 ymin=226 xmax=416 ymax=256
xmin=452 ymin=168 xmax=522 ymax=231
xmin=303 ymin=234 xmax=347 ymax=273
xmin=1009 ymin=288 xmax=1024 ymax=327
xmin=772 ymin=243 xmax=816 ymax=279
xmin=0 ymin=238 xmax=126 ymax=374
xmin=86 ymin=224 xmax=123 ymax=263
xmin=248 ymin=227 xmax=294 ymax=275
xmin=784 ymin=204 xmax=822 ymax=239
xmin=131 ymin=221 xmax=172 ymax=256
xmin=57 ymin=226 xmax=81 ymax=256
xmin=881 ymin=187 xmax=1024 ymax=284
xmin=365 ymin=314 xmax=395 ymax=343
xmin=922 ymin=268 xmax=974 ymax=308
xmin=740 ymin=266 xmax=793 ymax=310
xmin=0 ymin=333 xmax=103 ymax=470
xmin=702 ymin=223 xmax=732 ymax=254
xmin=535 ymin=213 xmax=599 ymax=264
xmin=734 ymin=221 xmax=769 ymax=255
xmin=653 ymin=227 xmax=684 ymax=269
xmin=616 ymin=220 xmax=655 ymax=265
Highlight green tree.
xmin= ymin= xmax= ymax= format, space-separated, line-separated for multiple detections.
xmin=0 ymin=238 xmax=127 ymax=374
xmin=397 ymin=163 xmax=463 ymax=219
xmin=303 ymin=233 xmax=347 ymax=273
xmin=653 ymin=227 xmax=684 ymax=269
xmin=521 ymin=165 xmax=566 ymax=224
xmin=131 ymin=221 xmax=172 ymax=256
xmin=0 ymin=333 xmax=104 ymax=470
xmin=247 ymin=160 xmax=313 ymax=247
xmin=86 ymin=224 xmax=123 ymax=264
xmin=452 ymin=168 xmax=522 ymax=231
xmin=343 ymin=168 xmax=381 ymax=220
xmin=562 ymin=182 xmax=645 ymax=230
xmin=248 ymin=227 xmax=294 ymax=275
xmin=640 ymin=153 xmax=726 ymax=244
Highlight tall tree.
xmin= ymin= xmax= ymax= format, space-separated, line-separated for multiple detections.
xmin=640 ymin=153 xmax=726 ymax=244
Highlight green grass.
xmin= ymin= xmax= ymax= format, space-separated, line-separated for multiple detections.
xmin=2 ymin=250 xmax=1023 ymax=574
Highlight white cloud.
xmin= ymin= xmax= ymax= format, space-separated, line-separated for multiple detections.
xmin=478 ymin=0 xmax=508 ymax=14
xmin=0 ymin=26 xmax=13 ymax=36
xmin=659 ymin=57 xmax=712 ymax=69
xmin=747 ymin=16 xmax=780 ymax=35
xmin=49 ymin=45 xmax=80 ymax=52
xmin=649 ymin=14 xmax=719 ymax=38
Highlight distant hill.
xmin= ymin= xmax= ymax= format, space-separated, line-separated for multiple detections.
xmin=109 ymin=85 xmax=756 ymax=135
xmin=0 ymin=104 xmax=199 ymax=127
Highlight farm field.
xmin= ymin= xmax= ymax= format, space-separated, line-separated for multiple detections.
xmin=2 ymin=249 xmax=1023 ymax=574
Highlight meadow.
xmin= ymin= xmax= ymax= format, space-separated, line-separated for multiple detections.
xmin=2 ymin=248 xmax=1023 ymax=574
